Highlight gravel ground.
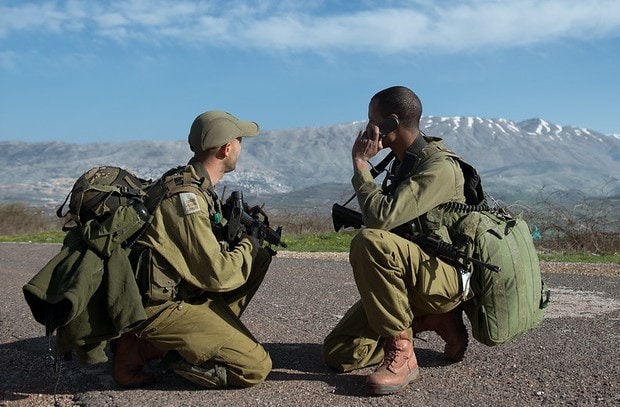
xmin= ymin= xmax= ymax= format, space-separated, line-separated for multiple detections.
xmin=1 ymin=243 xmax=619 ymax=407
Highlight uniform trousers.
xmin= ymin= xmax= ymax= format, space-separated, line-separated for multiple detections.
xmin=136 ymin=248 xmax=272 ymax=387
xmin=323 ymin=228 xmax=463 ymax=372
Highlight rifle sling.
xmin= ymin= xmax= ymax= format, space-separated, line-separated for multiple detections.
xmin=385 ymin=134 xmax=427 ymax=194
xmin=342 ymin=134 xmax=427 ymax=206
xmin=342 ymin=151 xmax=395 ymax=206
xmin=370 ymin=151 xmax=395 ymax=178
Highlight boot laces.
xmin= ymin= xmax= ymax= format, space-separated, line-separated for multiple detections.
xmin=381 ymin=340 xmax=403 ymax=369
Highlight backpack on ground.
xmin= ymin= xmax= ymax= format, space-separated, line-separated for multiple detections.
xmin=436 ymin=205 xmax=550 ymax=346
xmin=429 ymin=157 xmax=550 ymax=346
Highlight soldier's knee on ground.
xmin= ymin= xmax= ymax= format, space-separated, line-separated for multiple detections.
xmin=168 ymin=358 xmax=272 ymax=388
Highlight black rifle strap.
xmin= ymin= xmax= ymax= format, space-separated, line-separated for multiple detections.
xmin=342 ymin=151 xmax=396 ymax=206
xmin=384 ymin=134 xmax=427 ymax=194
xmin=370 ymin=151 xmax=395 ymax=178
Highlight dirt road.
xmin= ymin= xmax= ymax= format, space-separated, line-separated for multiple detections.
xmin=1 ymin=243 xmax=619 ymax=406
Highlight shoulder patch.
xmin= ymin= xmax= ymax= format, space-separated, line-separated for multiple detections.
xmin=179 ymin=192 xmax=201 ymax=215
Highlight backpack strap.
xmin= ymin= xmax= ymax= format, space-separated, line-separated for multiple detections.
xmin=144 ymin=165 xmax=215 ymax=216
xmin=434 ymin=155 xmax=490 ymax=213
xmin=162 ymin=166 xmax=209 ymax=197
xmin=56 ymin=191 xmax=72 ymax=218
xmin=126 ymin=165 xmax=216 ymax=249
xmin=123 ymin=166 xmax=198 ymax=249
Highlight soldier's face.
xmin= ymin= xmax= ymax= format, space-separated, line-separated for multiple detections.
xmin=368 ymin=100 xmax=398 ymax=148
xmin=224 ymin=138 xmax=242 ymax=173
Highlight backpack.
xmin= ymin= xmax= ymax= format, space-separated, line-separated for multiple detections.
xmin=24 ymin=166 xmax=159 ymax=364
xmin=56 ymin=166 xmax=156 ymax=252
xmin=428 ymin=157 xmax=550 ymax=346
xmin=58 ymin=166 xmax=150 ymax=225
xmin=436 ymin=206 xmax=550 ymax=346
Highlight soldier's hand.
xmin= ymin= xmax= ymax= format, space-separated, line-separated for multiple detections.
xmin=352 ymin=122 xmax=382 ymax=170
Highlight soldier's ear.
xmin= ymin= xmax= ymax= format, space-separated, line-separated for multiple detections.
xmin=215 ymin=142 xmax=232 ymax=158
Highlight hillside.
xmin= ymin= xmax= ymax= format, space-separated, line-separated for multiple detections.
xmin=1 ymin=117 xmax=618 ymax=211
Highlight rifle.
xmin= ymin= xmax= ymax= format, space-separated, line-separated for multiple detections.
xmin=224 ymin=191 xmax=287 ymax=255
xmin=331 ymin=203 xmax=500 ymax=272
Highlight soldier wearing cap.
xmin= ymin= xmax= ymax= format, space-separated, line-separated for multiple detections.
xmin=112 ymin=111 xmax=273 ymax=389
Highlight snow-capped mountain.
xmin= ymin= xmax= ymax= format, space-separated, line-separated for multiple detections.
xmin=1 ymin=116 xmax=618 ymax=210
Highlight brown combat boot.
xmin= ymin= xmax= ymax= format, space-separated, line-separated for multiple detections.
xmin=112 ymin=332 xmax=166 ymax=388
xmin=365 ymin=330 xmax=420 ymax=395
xmin=413 ymin=307 xmax=468 ymax=362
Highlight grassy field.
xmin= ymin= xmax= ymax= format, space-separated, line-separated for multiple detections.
xmin=1 ymin=201 xmax=618 ymax=263
xmin=1 ymin=229 xmax=618 ymax=264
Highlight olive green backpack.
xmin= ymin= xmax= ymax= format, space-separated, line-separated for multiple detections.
xmin=437 ymin=206 xmax=550 ymax=346
xmin=427 ymin=156 xmax=550 ymax=346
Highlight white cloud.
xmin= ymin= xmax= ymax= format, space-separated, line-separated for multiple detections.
xmin=1 ymin=0 xmax=620 ymax=53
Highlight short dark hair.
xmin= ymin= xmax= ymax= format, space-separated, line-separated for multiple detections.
xmin=371 ymin=86 xmax=422 ymax=130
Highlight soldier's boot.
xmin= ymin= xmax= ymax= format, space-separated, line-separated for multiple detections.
xmin=365 ymin=330 xmax=420 ymax=395
xmin=112 ymin=332 xmax=166 ymax=388
xmin=169 ymin=358 xmax=228 ymax=388
xmin=413 ymin=307 xmax=468 ymax=362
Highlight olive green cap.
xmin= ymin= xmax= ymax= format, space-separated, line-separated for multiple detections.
xmin=188 ymin=110 xmax=260 ymax=152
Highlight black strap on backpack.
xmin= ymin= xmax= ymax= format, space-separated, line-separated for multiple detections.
xmin=438 ymin=158 xmax=494 ymax=214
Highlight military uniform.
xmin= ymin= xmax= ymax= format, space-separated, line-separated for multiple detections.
xmin=133 ymin=160 xmax=272 ymax=387
xmin=323 ymin=137 xmax=469 ymax=372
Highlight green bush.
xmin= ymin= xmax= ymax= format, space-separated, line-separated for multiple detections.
xmin=1 ymin=198 xmax=618 ymax=263
xmin=0 ymin=203 xmax=62 ymax=235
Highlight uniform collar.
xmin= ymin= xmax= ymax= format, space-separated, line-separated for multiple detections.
xmin=187 ymin=157 xmax=213 ymax=186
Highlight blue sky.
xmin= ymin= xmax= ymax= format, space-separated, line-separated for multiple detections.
xmin=1 ymin=0 xmax=619 ymax=143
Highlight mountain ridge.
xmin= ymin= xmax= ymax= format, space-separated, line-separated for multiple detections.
xmin=1 ymin=116 xmax=618 ymax=210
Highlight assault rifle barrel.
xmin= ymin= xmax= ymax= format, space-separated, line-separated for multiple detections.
xmin=331 ymin=203 xmax=499 ymax=272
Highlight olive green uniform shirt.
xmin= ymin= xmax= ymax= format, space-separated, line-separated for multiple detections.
xmin=139 ymin=161 xmax=256 ymax=297
xmin=353 ymin=137 xmax=466 ymax=230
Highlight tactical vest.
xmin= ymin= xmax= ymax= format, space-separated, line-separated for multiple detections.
xmin=382 ymin=138 xmax=481 ymax=240
xmin=132 ymin=165 xmax=223 ymax=303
